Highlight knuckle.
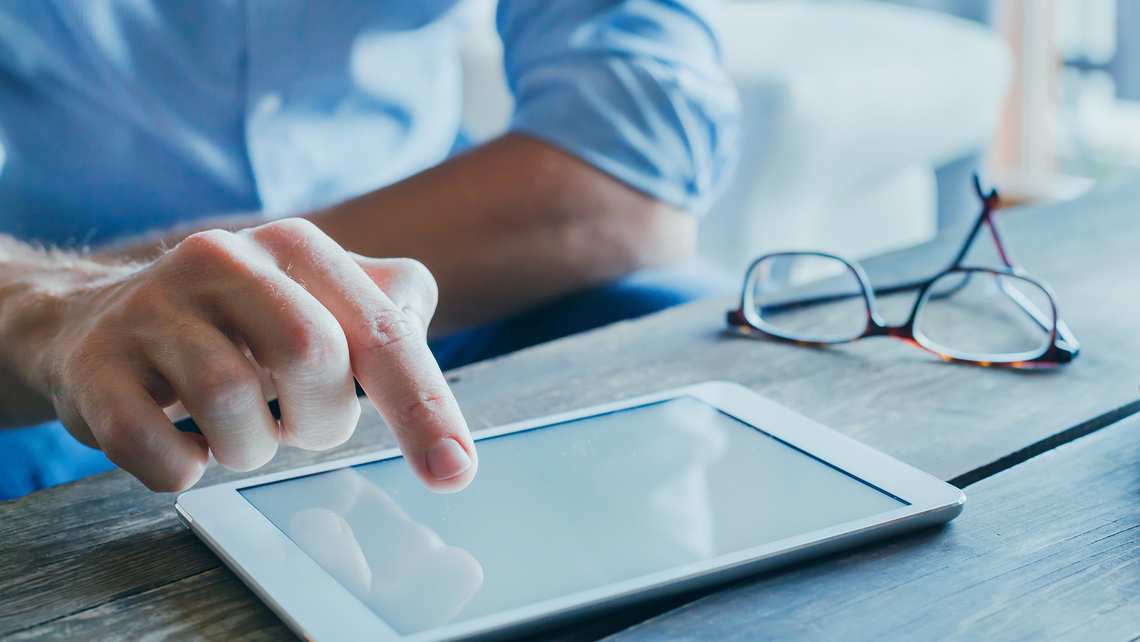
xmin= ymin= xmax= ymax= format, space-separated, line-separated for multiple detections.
xmin=162 ymin=230 xmax=254 ymax=283
xmin=396 ymin=259 xmax=439 ymax=308
xmin=194 ymin=359 xmax=255 ymax=411
xmin=279 ymin=318 xmax=347 ymax=370
xmin=394 ymin=387 xmax=453 ymax=429
xmin=392 ymin=257 xmax=434 ymax=286
xmin=98 ymin=415 xmax=149 ymax=467
xmin=252 ymin=218 xmax=326 ymax=248
xmin=359 ymin=308 xmax=419 ymax=354
xmin=173 ymin=229 xmax=238 ymax=265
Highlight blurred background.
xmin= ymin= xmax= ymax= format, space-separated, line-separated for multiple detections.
xmin=460 ymin=0 xmax=1140 ymax=273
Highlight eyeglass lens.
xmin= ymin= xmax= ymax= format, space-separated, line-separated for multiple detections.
xmin=915 ymin=271 xmax=1055 ymax=359
xmin=748 ymin=254 xmax=868 ymax=343
xmin=748 ymin=253 xmax=1057 ymax=360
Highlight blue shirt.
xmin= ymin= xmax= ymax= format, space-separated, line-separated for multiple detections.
xmin=0 ymin=0 xmax=739 ymax=500
xmin=0 ymin=0 xmax=739 ymax=247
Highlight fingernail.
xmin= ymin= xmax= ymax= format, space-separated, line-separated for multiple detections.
xmin=426 ymin=438 xmax=472 ymax=481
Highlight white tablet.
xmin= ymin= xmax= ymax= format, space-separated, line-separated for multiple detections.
xmin=176 ymin=381 xmax=964 ymax=642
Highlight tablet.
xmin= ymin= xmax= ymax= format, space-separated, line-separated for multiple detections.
xmin=175 ymin=381 xmax=964 ymax=642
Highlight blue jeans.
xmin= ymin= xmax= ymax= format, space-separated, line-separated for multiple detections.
xmin=0 ymin=258 xmax=736 ymax=500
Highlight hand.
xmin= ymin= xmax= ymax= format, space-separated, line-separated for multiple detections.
xmin=21 ymin=219 xmax=478 ymax=493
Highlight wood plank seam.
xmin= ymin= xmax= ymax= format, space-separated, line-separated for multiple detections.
xmin=18 ymin=376 xmax=1125 ymax=638
xmin=5 ymin=380 xmax=1134 ymax=639
xmin=5 ymin=180 xmax=1139 ymax=641
xmin=949 ymin=398 xmax=1140 ymax=488
xmin=0 ymin=566 xmax=221 ymax=640
xmin=0 ymin=566 xmax=292 ymax=641
xmin=598 ymin=413 xmax=1140 ymax=642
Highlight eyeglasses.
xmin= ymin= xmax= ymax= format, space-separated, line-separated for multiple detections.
xmin=727 ymin=177 xmax=1079 ymax=368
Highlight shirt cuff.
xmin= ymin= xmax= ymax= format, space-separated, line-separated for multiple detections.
xmin=508 ymin=53 xmax=740 ymax=216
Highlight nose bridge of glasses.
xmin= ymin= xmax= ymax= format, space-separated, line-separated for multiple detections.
xmin=865 ymin=322 xmax=914 ymax=339
xmin=863 ymin=281 xmax=925 ymax=329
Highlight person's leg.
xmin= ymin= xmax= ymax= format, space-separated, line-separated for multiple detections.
xmin=429 ymin=256 xmax=738 ymax=371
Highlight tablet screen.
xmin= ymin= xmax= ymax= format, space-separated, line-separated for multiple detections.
xmin=240 ymin=397 xmax=905 ymax=635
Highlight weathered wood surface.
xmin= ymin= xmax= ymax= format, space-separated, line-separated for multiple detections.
xmin=1 ymin=177 xmax=1139 ymax=640
xmin=443 ymin=177 xmax=1140 ymax=487
xmin=603 ymin=412 xmax=1140 ymax=642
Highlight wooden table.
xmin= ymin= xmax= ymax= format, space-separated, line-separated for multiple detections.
xmin=2 ymin=177 xmax=1139 ymax=640
xmin=605 ymin=412 xmax=1140 ymax=641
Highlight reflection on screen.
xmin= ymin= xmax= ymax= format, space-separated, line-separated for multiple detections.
xmin=241 ymin=397 xmax=905 ymax=635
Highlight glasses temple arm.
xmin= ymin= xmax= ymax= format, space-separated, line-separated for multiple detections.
xmin=1055 ymin=319 xmax=1080 ymax=352
xmin=996 ymin=277 xmax=1080 ymax=352
xmin=997 ymin=277 xmax=1052 ymax=332
xmin=951 ymin=176 xmax=995 ymax=265
xmin=986 ymin=213 xmax=1019 ymax=270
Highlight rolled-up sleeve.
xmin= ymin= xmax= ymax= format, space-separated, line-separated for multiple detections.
xmin=500 ymin=0 xmax=740 ymax=215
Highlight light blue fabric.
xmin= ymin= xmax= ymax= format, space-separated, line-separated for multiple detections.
xmin=0 ymin=0 xmax=738 ymax=499
xmin=0 ymin=0 xmax=739 ymax=247
xmin=502 ymin=0 xmax=740 ymax=213
xmin=0 ymin=422 xmax=116 ymax=499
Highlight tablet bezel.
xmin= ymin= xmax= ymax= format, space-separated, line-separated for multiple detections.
xmin=176 ymin=381 xmax=965 ymax=642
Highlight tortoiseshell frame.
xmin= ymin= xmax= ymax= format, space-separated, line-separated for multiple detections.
xmin=727 ymin=177 xmax=1080 ymax=369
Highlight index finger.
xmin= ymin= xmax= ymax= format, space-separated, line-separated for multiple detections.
xmin=246 ymin=221 xmax=477 ymax=493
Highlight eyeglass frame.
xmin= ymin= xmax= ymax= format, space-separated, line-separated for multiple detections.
xmin=726 ymin=176 xmax=1080 ymax=369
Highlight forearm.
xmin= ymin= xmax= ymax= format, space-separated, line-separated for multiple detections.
xmin=107 ymin=134 xmax=697 ymax=333
xmin=309 ymin=134 xmax=696 ymax=332
xmin=0 ymin=238 xmax=135 ymax=427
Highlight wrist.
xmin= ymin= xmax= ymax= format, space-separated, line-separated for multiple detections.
xmin=0 ymin=245 xmax=140 ymax=425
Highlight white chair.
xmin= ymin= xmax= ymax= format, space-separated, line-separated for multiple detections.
xmin=457 ymin=0 xmax=1014 ymax=273
xmin=703 ymin=0 xmax=1013 ymax=271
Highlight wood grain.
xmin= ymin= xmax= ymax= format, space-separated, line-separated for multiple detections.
xmin=444 ymin=178 xmax=1140 ymax=486
xmin=5 ymin=567 xmax=290 ymax=641
xmin=1 ymin=177 xmax=1139 ymax=640
xmin=602 ymin=413 xmax=1140 ymax=642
